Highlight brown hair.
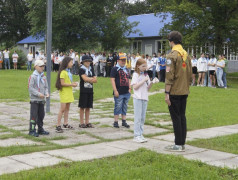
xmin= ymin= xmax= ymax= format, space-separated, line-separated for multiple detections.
xmin=168 ymin=31 xmax=182 ymax=44
xmin=135 ymin=58 xmax=147 ymax=74
xmin=55 ymin=56 xmax=73 ymax=90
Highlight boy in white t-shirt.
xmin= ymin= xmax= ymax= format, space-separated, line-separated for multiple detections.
xmin=27 ymin=51 xmax=34 ymax=71
xmin=3 ymin=49 xmax=10 ymax=69
xmin=12 ymin=51 xmax=19 ymax=70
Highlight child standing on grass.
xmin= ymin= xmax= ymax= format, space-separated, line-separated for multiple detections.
xmin=28 ymin=60 xmax=50 ymax=137
xmin=78 ymin=55 xmax=97 ymax=128
xmin=55 ymin=57 xmax=78 ymax=133
xmin=110 ymin=54 xmax=131 ymax=128
xmin=131 ymin=59 xmax=153 ymax=143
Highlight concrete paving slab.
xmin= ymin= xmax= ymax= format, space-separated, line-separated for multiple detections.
xmin=129 ymin=124 xmax=169 ymax=135
xmin=183 ymin=149 xmax=237 ymax=163
xmin=45 ymin=144 xmax=129 ymax=161
xmin=0 ymin=137 xmax=45 ymax=147
xmin=85 ymin=127 xmax=133 ymax=140
xmin=0 ymin=157 xmax=33 ymax=175
xmin=0 ymin=131 xmax=13 ymax=136
xmin=9 ymin=152 xmax=67 ymax=167
xmin=105 ymin=139 xmax=144 ymax=151
xmin=11 ymin=126 xmax=29 ymax=131
xmin=0 ymin=114 xmax=12 ymax=120
xmin=206 ymin=156 xmax=238 ymax=169
xmin=73 ymin=143 xmax=129 ymax=159
xmin=50 ymin=134 xmax=99 ymax=146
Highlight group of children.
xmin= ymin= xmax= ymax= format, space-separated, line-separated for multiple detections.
xmin=28 ymin=55 xmax=158 ymax=143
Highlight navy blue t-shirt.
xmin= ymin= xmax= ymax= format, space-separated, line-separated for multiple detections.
xmin=110 ymin=66 xmax=130 ymax=95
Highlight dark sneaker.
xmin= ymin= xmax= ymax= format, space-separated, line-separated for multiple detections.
xmin=165 ymin=145 xmax=184 ymax=152
xmin=56 ymin=126 xmax=63 ymax=133
xmin=113 ymin=122 xmax=119 ymax=128
xmin=28 ymin=131 xmax=39 ymax=137
xmin=122 ymin=122 xmax=130 ymax=128
xmin=38 ymin=129 xmax=50 ymax=135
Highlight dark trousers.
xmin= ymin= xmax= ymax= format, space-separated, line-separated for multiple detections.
xmin=159 ymin=69 xmax=166 ymax=82
xmin=29 ymin=102 xmax=45 ymax=132
xmin=168 ymin=95 xmax=188 ymax=145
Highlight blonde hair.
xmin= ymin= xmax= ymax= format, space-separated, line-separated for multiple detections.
xmin=135 ymin=58 xmax=147 ymax=74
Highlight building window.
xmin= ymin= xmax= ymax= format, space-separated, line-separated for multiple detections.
xmin=132 ymin=41 xmax=142 ymax=54
xmin=156 ymin=40 xmax=168 ymax=54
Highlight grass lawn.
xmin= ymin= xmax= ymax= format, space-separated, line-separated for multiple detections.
xmin=1 ymin=148 xmax=238 ymax=180
xmin=146 ymin=78 xmax=238 ymax=130
xmin=187 ymin=133 xmax=238 ymax=155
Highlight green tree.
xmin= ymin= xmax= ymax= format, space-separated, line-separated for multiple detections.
xmin=27 ymin=0 xmax=138 ymax=52
xmin=150 ymin=0 xmax=238 ymax=54
xmin=0 ymin=0 xmax=31 ymax=47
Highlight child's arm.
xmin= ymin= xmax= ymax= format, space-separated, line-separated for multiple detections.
xmin=81 ymin=75 xmax=97 ymax=83
xmin=110 ymin=78 xmax=119 ymax=97
xmin=133 ymin=76 xmax=149 ymax=90
xmin=60 ymin=79 xmax=77 ymax=87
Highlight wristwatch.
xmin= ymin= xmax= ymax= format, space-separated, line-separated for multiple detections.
xmin=165 ymin=91 xmax=170 ymax=94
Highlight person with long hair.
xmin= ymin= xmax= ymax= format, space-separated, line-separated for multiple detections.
xmin=55 ymin=57 xmax=78 ymax=133
xmin=131 ymin=58 xmax=153 ymax=143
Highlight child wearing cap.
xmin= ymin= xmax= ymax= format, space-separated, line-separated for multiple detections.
xmin=28 ymin=60 xmax=49 ymax=137
xmin=78 ymin=55 xmax=97 ymax=128
xmin=110 ymin=54 xmax=131 ymax=128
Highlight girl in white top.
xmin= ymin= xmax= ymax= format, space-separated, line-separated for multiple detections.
xmin=208 ymin=54 xmax=217 ymax=87
xmin=12 ymin=51 xmax=19 ymax=70
xmin=131 ymin=58 xmax=153 ymax=143
xmin=197 ymin=53 xmax=207 ymax=86
xmin=216 ymin=55 xmax=225 ymax=87
xmin=191 ymin=55 xmax=197 ymax=85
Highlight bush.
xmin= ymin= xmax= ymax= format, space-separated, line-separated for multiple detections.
xmin=9 ymin=47 xmax=27 ymax=69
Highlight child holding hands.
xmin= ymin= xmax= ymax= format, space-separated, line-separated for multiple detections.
xmin=131 ymin=58 xmax=154 ymax=143
xmin=55 ymin=57 xmax=78 ymax=133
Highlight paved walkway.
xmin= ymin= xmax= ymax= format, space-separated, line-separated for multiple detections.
xmin=0 ymin=90 xmax=238 ymax=176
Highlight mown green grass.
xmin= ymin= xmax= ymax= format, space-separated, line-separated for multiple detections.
xmin=147 ymin=81 xmax=238 ymax=130
xmin=1 ymin=148 xmax=238 ymax=180
xmin=188 ymin=133 xmax=238 ymax=155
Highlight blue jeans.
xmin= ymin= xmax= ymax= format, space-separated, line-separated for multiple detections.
xmin=216 ymin=68 xmax=224 ymax=87
xmin=4 ymin=58 xmax=10 ymax=69
xmin=114 ymin=93 xmax=131 ymax=115
xmin=27 ymin=61 xmax=32 ymax=71
xmin=222 ymin=71 xmax=227 ymax=88
xmin=133 ymin=98 xmax=148 ymax=137
xmin=152 ymin=65 xmax=156 ymax=79
xmin=204 ymin=71 xmax=211 ymax=86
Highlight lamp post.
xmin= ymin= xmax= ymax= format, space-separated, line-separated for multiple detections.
xmin=46 ymin=0 xmax=52 ymax=113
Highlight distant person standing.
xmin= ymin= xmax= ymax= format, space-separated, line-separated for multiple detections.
xmin=191 ymin=55 xmax=197 ymax=86
xmin=0 ymin=50 xmax=3 ymax=70
xmin=208 ymin=54 xmax=217 ymax=88
xmin=12 ymin=51 xmax=19 ymax=70
xmin=27 ymin=51 xmax=34 ymax=71
xmin=158 ymin=53 xmax=166 ymax=82
xmin=197 ymin=53 xmax=207 ymax=86
xmin=164 ymin=31 xmax=192 ymax=152
xmin=222 ymin=54 xmax=228 ymax=89
xmin=3 ymin=48 xmax=10 ymax=69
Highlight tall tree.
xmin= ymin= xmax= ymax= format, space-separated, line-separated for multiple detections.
xmin=0 ymin=0 xmax=31 ymax=47
xmin=27 ymin=0 xmax=138 ymax=52
xmin=150 ymin=0 xmax=238 ymax=54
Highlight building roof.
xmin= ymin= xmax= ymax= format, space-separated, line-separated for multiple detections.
xmin=126 ymin=13 xmax=172 ymax=38
xmin=17 ymin=35 xmax=45 ymax=44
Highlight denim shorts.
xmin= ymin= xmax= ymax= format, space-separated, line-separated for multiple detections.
xmin=114 ymin=93 xmax=131 ymax=115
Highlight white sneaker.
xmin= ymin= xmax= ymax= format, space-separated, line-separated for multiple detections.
xmin=133 ymin=136 xmax=145 ymax=143
xmin=140 ymin=135 xmax=148 ymax=142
